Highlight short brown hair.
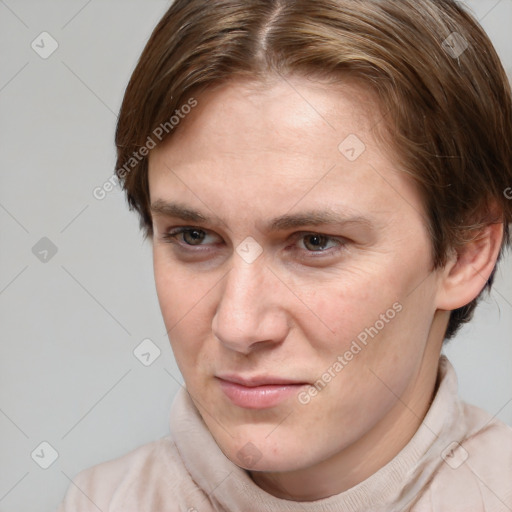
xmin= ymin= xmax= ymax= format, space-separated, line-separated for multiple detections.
xmin=115 ymin=0 xmax=512 ymax=339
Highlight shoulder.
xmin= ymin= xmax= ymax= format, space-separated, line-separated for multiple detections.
xmin=460 ymin=402 xmax=512 ymax=471
xmin=416 ymin=403 xmax=512 ymax=511
xmin=57 ymin=436 xmax=206 ymax=511
xmin=457 ymin=402 xmax=512 ymax=489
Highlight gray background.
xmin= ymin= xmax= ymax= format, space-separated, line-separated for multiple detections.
xmin=0 ymin=1 xmax=510 ymax=511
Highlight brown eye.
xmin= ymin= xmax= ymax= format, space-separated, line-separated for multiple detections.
xmin=161 ymin=227 xmax=221 ymax=248
xmin=182 ymin=229 xmax=206 ymax=245
xmin=302 ymin=234 xmax=333 ymax=251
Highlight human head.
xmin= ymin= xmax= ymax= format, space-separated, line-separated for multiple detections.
xmin=115 ymin=0 xmax=512 ymax=340
xmin=113 ymin=0 xmax=512 ymax=498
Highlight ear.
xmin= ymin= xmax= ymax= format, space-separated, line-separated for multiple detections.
xmin=435 ymin=221 xmax=504 ymax=311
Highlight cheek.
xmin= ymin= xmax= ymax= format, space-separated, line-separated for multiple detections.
xmin=297 ymin=256 xmax=434 ymax=384
xmin=153 ymin=249 xmax=213 ymax=357
xmin=301 ymin=271 xmax=435 ymax=414
xmin=297 ymin=266 xmax=398 ymax=350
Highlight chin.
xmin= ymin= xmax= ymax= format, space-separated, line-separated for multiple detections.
xmin=216 ymin=428 xmax=317 ymax=473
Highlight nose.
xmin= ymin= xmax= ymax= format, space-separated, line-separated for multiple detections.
xmin=211 ymin=256 xmax=290 ymax=354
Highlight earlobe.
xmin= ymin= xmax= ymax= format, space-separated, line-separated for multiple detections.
xmin=435 ymin=222 xmax=504 ymax=311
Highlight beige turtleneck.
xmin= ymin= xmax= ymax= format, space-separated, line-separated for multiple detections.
xmin=57 ymin=356 xmax=512 ymax=511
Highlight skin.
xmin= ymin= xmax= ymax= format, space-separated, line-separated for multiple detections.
xmin=147 ymin=75 xmax=503 ymax=501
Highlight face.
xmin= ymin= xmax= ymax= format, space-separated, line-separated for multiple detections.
xmin=148 ymin=76 xmax=445 ymax=487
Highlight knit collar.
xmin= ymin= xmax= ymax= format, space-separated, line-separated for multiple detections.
xmin=170 ymin=356 xmax=467 ymax=512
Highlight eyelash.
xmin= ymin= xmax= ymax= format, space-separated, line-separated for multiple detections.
xmin=159 ymin=226 xmax=346 ymax=259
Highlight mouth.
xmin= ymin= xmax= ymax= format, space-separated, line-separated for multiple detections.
xmin=216 ymin=375 xmax=309 ymax=409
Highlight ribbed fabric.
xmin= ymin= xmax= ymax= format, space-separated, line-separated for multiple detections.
xmin=58 ymin=356 xmax=512 ymax=512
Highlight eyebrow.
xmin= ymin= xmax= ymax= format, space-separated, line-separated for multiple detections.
xmin=150 ymin=200 xmax=373 ymax=232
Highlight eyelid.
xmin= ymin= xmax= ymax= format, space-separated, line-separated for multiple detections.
xmin=160 ymin=226 xmax=347 ymax=258
xmin=291 ymin=231 xmax=344 ymax=246
xmin=161 ymin=226 xmax=222 ymax=246
xmin=289 ymin=231 xmax=347 ymax=257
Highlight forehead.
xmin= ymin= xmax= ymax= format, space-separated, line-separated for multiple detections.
xmin=147 ymin=75 xmax=424 ymax=229
xmin=154 ymin=75 xmax=385 ymax=165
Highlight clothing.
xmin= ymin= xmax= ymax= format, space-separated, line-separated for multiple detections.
xmin=57 ymin=357 xmax=512 ymax=511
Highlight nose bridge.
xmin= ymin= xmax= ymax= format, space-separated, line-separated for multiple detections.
xmin=212 ymin=255 xmax=287 ymax=351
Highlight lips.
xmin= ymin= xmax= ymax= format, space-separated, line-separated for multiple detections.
xmin=217 ymin=374 xmax=307 ymax=387
xmin=216 ymin=374 xmax=309 ymax=409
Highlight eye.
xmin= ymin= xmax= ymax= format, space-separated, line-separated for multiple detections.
xmin=159 ymin=227 xmax=346 ymax=261
xmin=179 ymin=228 xmax=206 ymax=246
xmin=287 ymin=232 xmax=348 ymax=263
xmin=299 ymin=233 xmax=340 ymax=252
xmin=160 ymin=227 xmax=221 ymax=247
